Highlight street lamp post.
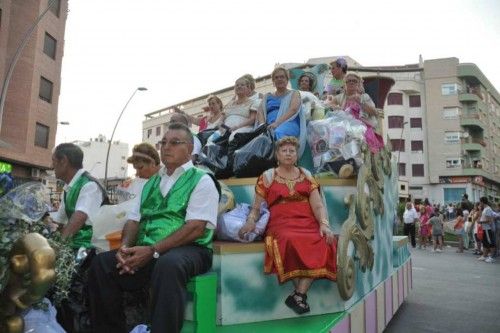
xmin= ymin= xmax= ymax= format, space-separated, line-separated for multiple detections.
xmin=0 ymin=0 xmax=59 ymax=140
xmin=104 ymin=87 xmax=147 ymax=188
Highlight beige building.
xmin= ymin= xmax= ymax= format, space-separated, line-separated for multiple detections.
xmin=0 ymin=0 xmax=68 ymax=181
xmin=142 ymin=56 xmax=499 ymax=204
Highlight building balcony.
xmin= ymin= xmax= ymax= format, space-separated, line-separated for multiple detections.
xmin=461 ymin=166 xmax=489 ymax=178
xmin=461 ymin=138 xmax=486 ymax=152
xmin=460 ymin=113 xmax=484 ymax=130
xmin=459 ymin=93 xmax=480 ymax=103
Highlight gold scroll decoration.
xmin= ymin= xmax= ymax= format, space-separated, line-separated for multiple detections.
xmin=0 ymin=233 xmax=56 ymax=333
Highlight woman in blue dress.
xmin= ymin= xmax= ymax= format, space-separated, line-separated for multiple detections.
xmin=257 ymin=66 xmax=307 ymax=157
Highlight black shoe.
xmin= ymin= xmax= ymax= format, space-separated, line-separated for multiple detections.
xmin=285 ymin=291 xmax=310 ymax=315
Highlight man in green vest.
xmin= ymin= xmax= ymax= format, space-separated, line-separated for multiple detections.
xmin=88 ymin=122 xmax=220 ymax=333
xmin=51 ymin=143 xmax=106 ymax=250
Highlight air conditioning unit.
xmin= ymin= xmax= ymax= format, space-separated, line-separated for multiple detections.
xmin=31 ymin=168 xmax=41 ymax=178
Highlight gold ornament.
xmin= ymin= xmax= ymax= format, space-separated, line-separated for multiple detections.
xmin=0 ymin=233 xmax=56 ymax=333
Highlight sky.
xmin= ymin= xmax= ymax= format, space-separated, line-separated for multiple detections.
xmin=55 ymin=0 xmax=500 ymax=161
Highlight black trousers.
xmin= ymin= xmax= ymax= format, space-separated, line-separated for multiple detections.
xmin=88 ymin=245 xmax=212 ymax=333
xmin=403 ymin=223 xmax=416 ymax=248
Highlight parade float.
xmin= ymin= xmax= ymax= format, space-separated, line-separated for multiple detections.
xmin=180 ymin=72 xmax=412 ymax=333
xmin=0 ymin=68 xmax=412 ymax=333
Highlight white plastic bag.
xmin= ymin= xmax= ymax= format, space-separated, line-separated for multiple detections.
xmin=217 ymin=202 xmax=269 ymax=242
xmin=91 ymin=200 xmax=134 ymax=252
xmin=23 ymin=298 xmax=66 ymax=333
xmin=130 ymin=324 xmax=150 ymax=333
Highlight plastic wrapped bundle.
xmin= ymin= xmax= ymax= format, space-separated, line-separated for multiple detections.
xmin=217 ymin=202 xmax=270 ymax=242
xmin=307 ymin=112 xmax=367 ymax=175
xmin=0 ymin=182 xmax=49 ymax=223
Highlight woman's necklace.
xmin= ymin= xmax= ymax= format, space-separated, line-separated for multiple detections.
xmin=275 ymin=167 xmax=302 ymax=193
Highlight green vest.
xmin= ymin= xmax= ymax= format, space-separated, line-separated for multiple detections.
xmin=64 ymin=174 xmax=94 ymax=250
xmin=136 ymin=167 xmax=214 ymax=248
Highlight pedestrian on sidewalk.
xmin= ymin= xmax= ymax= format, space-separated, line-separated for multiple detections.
xmin=418 ymin=206 xmax=430 ymax=249
xmin=454 ymin=208 xmax=465 ymax=253
xmin=477 ymin=197 xmax=496 ymax=263
xmin=462 ymin=202 xmax=471 ymax=250
xmin=471 ymin=202 xmax=483 ymax=255
xmin=429 ymin=208 xmax=444 ymax=252
xmin=403 ymin=202 xmax=418 ymax=248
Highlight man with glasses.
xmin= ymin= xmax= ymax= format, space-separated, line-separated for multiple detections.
xmin=170 ymin=112 xmax=203 ymax=162
xmin=88 ymin=122 xmax=220 ymax=333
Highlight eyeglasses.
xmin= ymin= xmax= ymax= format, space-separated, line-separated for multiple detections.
xmin=158 ymin=139 xmax=188 ymax=147
xmin=346 ymin=79 xmax=359 ymax=84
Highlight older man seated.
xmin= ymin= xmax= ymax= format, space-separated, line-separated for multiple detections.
xmin=88 ymin=122 xmax=220 ymax=333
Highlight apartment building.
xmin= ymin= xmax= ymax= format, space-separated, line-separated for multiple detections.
xmin=74 ymin=134 xmax=129 ymax=180
xmin=142 ymin=56 xmax=499 ymax=204
xmin=0 ymin=0 xmax=68 ymax=181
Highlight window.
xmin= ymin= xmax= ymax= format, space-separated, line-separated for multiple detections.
xmin=442 ymin=107 xmax=460 ymax=119
xmin=390 ymin=139 xmax=405 ymax=152
xmin=39 ymin=76 xmax=53 ymax=103
xmin=411 ymin=140 xmax=423 ymax=152
xmin=444 ymin=188 xmax=466 ymax=204
xmin=441 ymin=83 xmax=461 ymax=96
xmin=49 ymin=0 xmax=61 ymax=17
xmin=446 ymin=158 xmax=463 ymax=168
xmin=398 ymin=163 xmax=406 ymax=176
xmin=388 ymin=116 xmax=404 ymax=128
xmin=156 ymin=126 xmax=161 ymax=136
xmin=409 ymin=95 xmax=421 ymax=107
xmin=412 ymin=164 xmax=424 ymax=177
xmin=410 ymin=118 xmax=422 ymax=128
xmin=387 ymin=93 xmax=403 ymax=105
xmin=147 ymin=129 xmax=152 ymax=138
xmin=43 ymin=32 xmax=57 ymax=59
xmin=444 ymin=131 xmax=460 ymax=144
xmin=34 ymin=123 xmax=49 ymax=148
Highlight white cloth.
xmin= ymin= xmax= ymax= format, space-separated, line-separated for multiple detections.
xmin=217 ymin=202 xmax=270 ymax=242
xmin=192 ymin=134 xmax=202 ymax=156
xmin=51 ymin=169 xmax=103 ymax=226
xmin=403 ymin=208 xmax=418 ymax=224
xmin=126 ymin=161 xmax=219 ymax=229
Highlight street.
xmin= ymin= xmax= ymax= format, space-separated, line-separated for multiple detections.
xmin=385 ymin=245 xmax=500 ymax=333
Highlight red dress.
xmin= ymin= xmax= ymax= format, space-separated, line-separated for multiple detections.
xmin=256 ymin=169 xmax=337 ymax=283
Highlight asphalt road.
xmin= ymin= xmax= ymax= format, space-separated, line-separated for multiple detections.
xmin=385 ymin=245 xmax=500 ymax=333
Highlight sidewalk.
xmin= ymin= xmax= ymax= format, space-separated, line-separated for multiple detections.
xmin=385 ymin=245 xmax=500 ymax=333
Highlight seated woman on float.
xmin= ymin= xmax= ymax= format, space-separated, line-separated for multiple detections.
xmin=256 ymin=66 xmax=307 ymax=156
xmin=216 ymin=75 xmax=260 ymax=141
xmin=325 ymin=72 xmax=383 ymax=153
xmin=238 ymin=136 xmax=336 ymax=315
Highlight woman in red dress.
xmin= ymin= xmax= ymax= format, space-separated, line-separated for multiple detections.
xmin=239 ymin=136 xmax=337 ymax=314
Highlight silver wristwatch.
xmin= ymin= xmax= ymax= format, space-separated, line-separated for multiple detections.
xmin=151 ymin=246 xmax=160 ymax=259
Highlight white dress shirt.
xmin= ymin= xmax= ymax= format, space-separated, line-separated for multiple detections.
xmin=126 ymin=161 xmax=219 ymax=229
xmin=403 ymin=208 xmax=418 ymax=224
xmin=52 ymin=169 xmax=104 ymax=226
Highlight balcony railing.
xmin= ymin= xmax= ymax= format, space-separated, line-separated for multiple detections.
xmin=461 ymin=137 xmax=486 ymax=146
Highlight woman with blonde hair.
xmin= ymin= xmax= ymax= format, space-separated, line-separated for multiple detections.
xmin=177 ymin=95 xmax=224 ymax=131
xmin=239 ymin=136 xmax=337 ymax=315
xmin=326 ymin=72 xmax=383 ymax=153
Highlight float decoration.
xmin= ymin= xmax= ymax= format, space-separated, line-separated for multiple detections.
xmin=0 ymin=183 xmax=76 ymax=333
